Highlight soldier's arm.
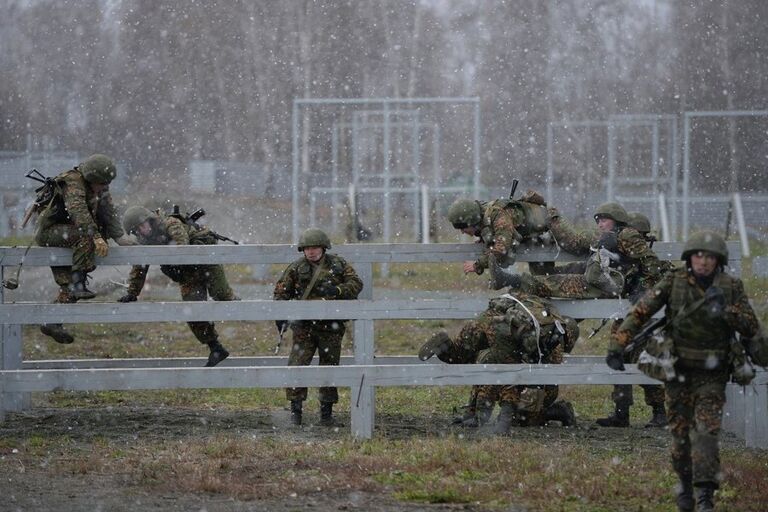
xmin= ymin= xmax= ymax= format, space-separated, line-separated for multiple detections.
xmin=273 ymin=264 xmax=297 ymax=301
xmin=610 ymin=272 xmax=672 ymax=351
xmin=337 ymin=262 xmax=363 ymax=299
xmin=127 ymin=265 xmax=150 ymax=297
xmin=165 ymin=218 xmax=190 ymax=245
xmin=61 ymin=173 xmax=100 ymax=236
xmin=548 ymin=208 xmax=597 ymax=256
xmin=99 ymin=191 xmax=125 ymax=239
xmin=473 ymin=249 xmax=489 ymax=274
xmin=489 ymin=208 xmax=522 ymax=256
xmin=726 ymin=278 xmax=760 ymax=338
xmin=619 ymin=228 xmax=663 ymax=285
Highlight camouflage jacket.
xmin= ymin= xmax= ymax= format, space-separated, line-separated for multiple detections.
xmin=36 ymin=168 xmax=123 ymax=240
xmin=614 ymin=227 xmax=665 ymax=299
xmin=473 ymin=199 xmax=527 ymax=273
xmin=611 ymin=268 xmax=759 ymax=366
xmin=274 ymin=253 xmax=363 ymax=301
xmin=548 ymin=210 xmax=598 ymax=257
xmin=126 ymin=214 xmax=214 ymax=296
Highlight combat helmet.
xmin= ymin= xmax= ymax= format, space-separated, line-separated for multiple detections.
xmin=447 ymin=199 xmax=483 ymax=229
xmin=298 ymin=228 xmax=331 ymax=251
xmin=681 ymin=230 xmax=728 ymax=266
xmin=593 ymin=202 xmax=629 ymax=225
xmin=627 ymin=212 xmax=651 ymax=235
xmin=122 ymin=206 xmax=157 ymax=234
xmin=79 ymin=154 xmax=117 ymax=184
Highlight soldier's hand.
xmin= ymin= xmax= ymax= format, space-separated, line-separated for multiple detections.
xmin=94 ymin=237 xmax=109 ymax=257
xmin=704 ymin=286 xmax=726 ymax=314
xmin=316 ymin=282 xmax=341 ymax=298
xmin=275 ymin=320 xmax=288 ymax=333
xmin=114 ymin=234 xmax=138 ymax=246
xmin=463 ymin=261 xmax=478 ymax=275
xmin=118 ymin=293 xmax=137 ymax=303
xmin=605 ymin=350 xmax=626 ymax=371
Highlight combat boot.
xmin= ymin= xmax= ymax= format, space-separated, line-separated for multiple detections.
xmin=694 ymin=483 xmax=716 ymax=512
xmin=319 ymin=402 xmax=334 ymax=426
xmin=645 ymin=404 xmax=668 ymax=428
xmin=418 ymin=331 xmax=451 ymax=361
xmin=204 ymin=341 xmax=229 ymax=367
xmin=40 ymin=324 xmax=74 ymax=344
xmin=595 ymin=403 xmax=630 ymax=427
xmin=543 ymin=400 xmax=576 ymax=427
xmin=675 ymin=477 xmax=694 ymax=512
xmin=290 ymin=400 xmax=303 ymax=426
xmin=69 ymin=271 xmax=96 ymax=300
xmin=493 ymin=403 xmax=519 ymax=435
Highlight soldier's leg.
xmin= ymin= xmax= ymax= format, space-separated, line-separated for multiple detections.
xmin=690 ymin=381 xmax=727 ymax=489
xmin=666 ymin=381 xmax=695 ymax=511
xmin=181 ymin=280 xmax=229 ymax=367
xmin=420 ymin=322 xmax=485 ymax=363
xmin=204 ymin=264 xmax=238 ymax=301
xmin=642 ymin=384 xmax=668 ymax=428
xmin=316 ymin=328 xmax=343 ymax=405
xmin=495 ymin=386 xmax=528 ymax=435
xmin=538 ymin=274 xmax=607 ymax=299
xmin=285 ymin=326 xmax=317 ymax=424
xmin=35 ymin=226 xmax=76 ymax=343
xmin=596 ymin=384 xmax=633 ymax=427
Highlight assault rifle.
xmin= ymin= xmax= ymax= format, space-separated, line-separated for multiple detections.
xmin=509 ymin=179 xmax=519 ymax=200
xmin=624 ymin=316 xmax=667 ymax=353
xmin=21 ymin=169 xmax=56 ymax=228
xmin=172 ymin=205 xmax=239 ymax=244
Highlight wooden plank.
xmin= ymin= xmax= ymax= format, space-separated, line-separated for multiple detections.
xmin=0 ymin=298 xmax=641 ymax=325
xmin=1 ymin=324 xmax=26 ymax=413
xmin=0 ymin=241 xmax=740 ymax=266
xmin=352 ymin=319 xmax=375 ymax=439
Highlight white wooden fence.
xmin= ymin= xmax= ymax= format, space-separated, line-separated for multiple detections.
xmin=1 ymin=241 xmax=765 ymax=447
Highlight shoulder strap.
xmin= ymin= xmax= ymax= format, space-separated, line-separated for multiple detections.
xmin=300 ymin=258 xmax=327 ymax=300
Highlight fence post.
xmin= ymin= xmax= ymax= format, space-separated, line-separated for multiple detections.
xmin=351 ymin=262 xmax=375 ymax=439
xmin=1 ymin=262 xmax=28 ymax=415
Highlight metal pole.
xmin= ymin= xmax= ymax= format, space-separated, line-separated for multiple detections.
xmin=382 ymin=103 xmax=391 ymax=277
xmin=331 ymin=122 xmax=339 ymax=233
xmin=658 ymin=192 xmax=671 ymax=242
xmin=651 ymin=121 xmax=660 ymax=227
xmin=291 ymin=100 xmax=300 ymax=243
xmin=546 ymin=122 xmax=554 ymax=206
xmin=421 ymin=184 xmax=430 ymax=244
xmin=732 ymin=192 xmax=751 ymax=257
xmin=607 ymin=121 xmax=615 ymax=202
xmin=670 ymin=116 xmax=679 ymax=240
xmin=682 ymin=113 xmax=691 ymax=240
xmin=473 ymin=100 xmax=481 ymax=199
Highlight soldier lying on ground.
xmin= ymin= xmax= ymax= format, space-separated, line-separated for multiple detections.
xmin=419 ymin=293 xmax=579 ymax=435
xmin=34 ymin=154 xmax=136 ymax=344
xmin=119 ymin=205 xmax=237 ymax=367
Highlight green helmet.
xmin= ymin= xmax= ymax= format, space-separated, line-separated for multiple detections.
xmin=447 ymin=199 xmax=483 ymax=229
xmin=79 ymin=154 xmax=117 ymax=184
xmin=298 ymin=228 xmax=331 ymax=251
xmin=594 ymin=202 xmax=629 ymax=225
xmin=628 ymin=212 xmax=651 ymax=234
xmin=122 ymin=206 xmax=157 ymax=234
xmin=681 ymin=230 xmax=728 ymax=265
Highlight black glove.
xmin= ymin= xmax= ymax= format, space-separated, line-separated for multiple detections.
xmin=316 ymin=282 xmax=341 ymax=298
xmin=598 ymin=230 xmax=619 ymax=252
xmin=118 ymin=293 xmax=137 ymax=303
xmin=275 ymin=320 xmax=288 ymax=333
xmin=704 ymin=286 xmax=726 ymax=313
xmin=605 ymin=350 xmax=626 ymax=371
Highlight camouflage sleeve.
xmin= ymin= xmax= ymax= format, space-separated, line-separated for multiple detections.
xmin=61 ymin=173 xmax=99 ymax=237
xmin=548 ymin=211 xmax=597 ymax=256
xmin=475 ymin=248 xmax=490 ymax=274
xmin=337 ymin=261 xmax=363 ymax=299
xmin=273 ymin=262 xmax=298 ymax=301
xmin=97 ymin=191 xmax=125 ymax=239
xmin=165 ymin=218 xmax=190 ymax=245
xmin=618 ymin=228 xmax=663 ymax=285
xmin=127 ymin=265 xmax=149 ymax=297
xmin=610 ymin=272 xmax=673 ymax=351
xmin=725 ymin=278 xmax=760 ymax=338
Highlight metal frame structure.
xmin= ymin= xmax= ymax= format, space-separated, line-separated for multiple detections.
xmin=292 ymin=97 xmax=481 ymax=243
xmin=681 ymin=110 xmax=768 ymax=239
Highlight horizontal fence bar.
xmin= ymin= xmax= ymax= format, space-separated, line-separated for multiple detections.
xmin=0 ymin=298 xmax=637 ymax=324
xmin=0 ymin=241 xmax=742 ymax=267
xmin=21 ymin=354 xmax=607 ymax=370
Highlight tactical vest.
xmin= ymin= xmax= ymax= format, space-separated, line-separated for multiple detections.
xmin=292 ymin=254 xmax=349 ymax=300
xmin=480 ymin=198 xmax=548 ymax=243
xmin=668 ymin=270 xmax=734 ymax=368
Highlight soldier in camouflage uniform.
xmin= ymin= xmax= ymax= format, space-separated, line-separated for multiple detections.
xmin=596 ymin=212 xmax=669 ymax=428
xmin=34 ymin=154 xmax=136 ymax=344
xmin=507 ymin=202 xmax=663 ymax=301
xmin=447 ymin=190 xmax=551 ymax=290
xmin=608 ymin=231 xmax=759 ymax=512
xmin=119 ymin=205 xmax=237 ymax=367
xmin=419 ymin=293 xmax=579 ymax=434
xmin=274 ymin=228 xmax=363 ymax=426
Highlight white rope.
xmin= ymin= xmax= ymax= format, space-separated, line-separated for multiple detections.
xmin=500 ymin=292 xmax=543 ymax=363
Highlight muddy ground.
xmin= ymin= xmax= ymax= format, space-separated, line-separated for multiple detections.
xmin=1 ymin=401 xmax=744 ymax=512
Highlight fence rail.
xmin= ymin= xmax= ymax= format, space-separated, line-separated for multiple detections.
xmin=2 ymin=241 xmax=764 ymax=447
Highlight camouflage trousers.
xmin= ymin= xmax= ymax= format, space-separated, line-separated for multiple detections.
xmin=285 ymin=323 xmax=345 ymax=403
xmin=35 ymin=223 xmax=99 ymax=295
xmin=167 ymin=264 xmax=237 ymax=345
xmin=609 ymin=320 xmax=664 ymax=408
xmin=516 ymin=273 xmax=609 ymax=300
xmin=665 ymin=368 xmax=729 ymax=487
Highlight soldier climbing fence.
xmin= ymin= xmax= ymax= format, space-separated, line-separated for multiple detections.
xmin=0 ymin=242 xmax=765 ymax=446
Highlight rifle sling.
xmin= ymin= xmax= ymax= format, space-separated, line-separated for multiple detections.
xmin=300 ymin=259 xmax=327 ymax=300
